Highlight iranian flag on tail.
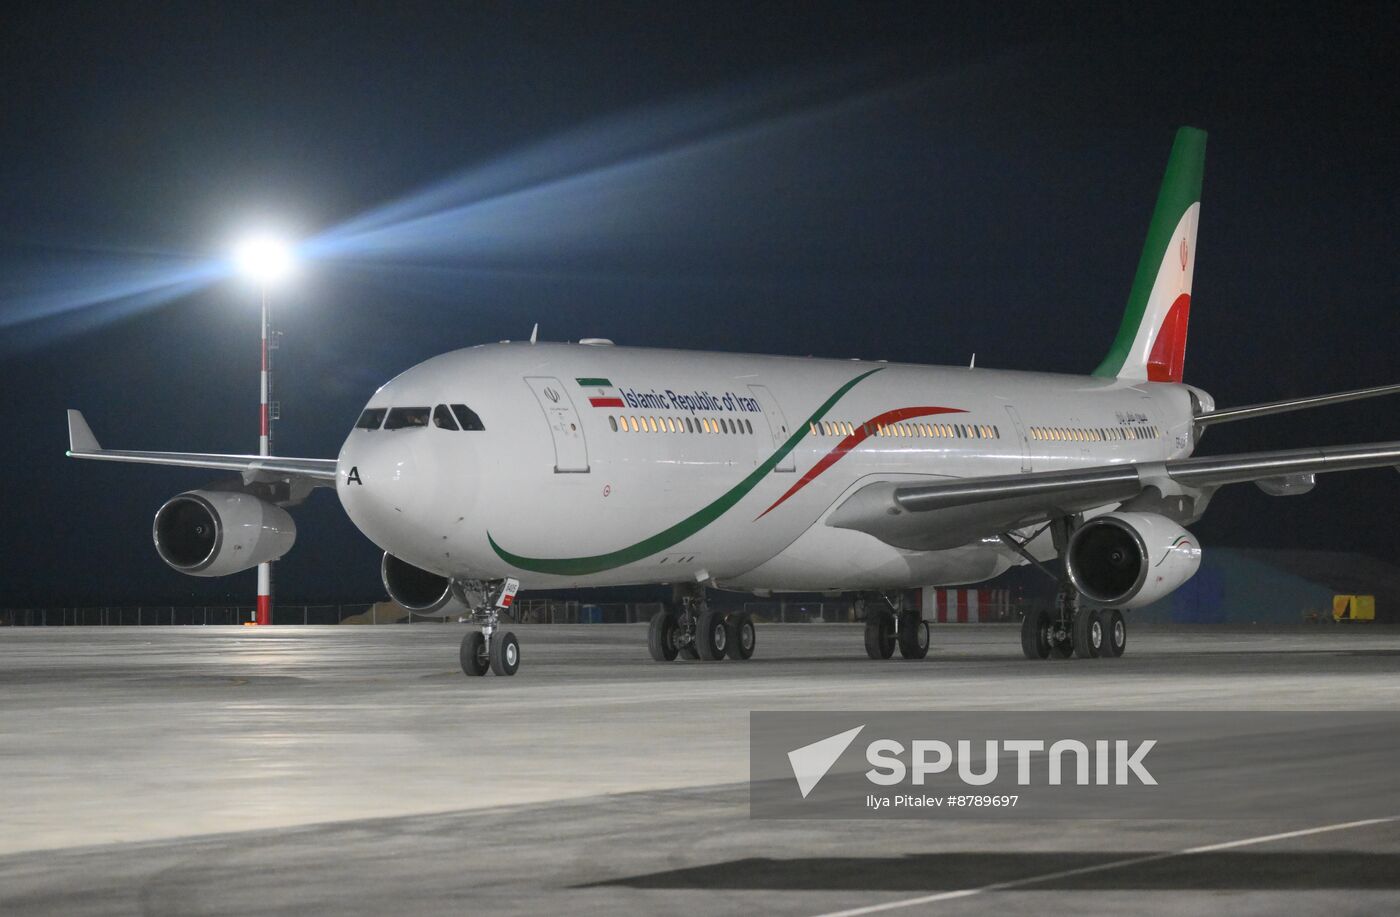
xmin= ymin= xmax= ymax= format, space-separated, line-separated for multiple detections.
xmin=577 ymin=377 xmax=624 ymax=408
xmin=1093 ymin=127 xmax=1206 ymax=384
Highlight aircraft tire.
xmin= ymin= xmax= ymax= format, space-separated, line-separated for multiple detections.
xmin=897 ymin=614 xmax=929 ymax=659
xmin=696 ymin=610 xmax=728 ymax=660
xmin=1072 ymin=609 xmax=1103 ymax=659
xmin=460 ymin=631 xmax=489 ymax=676
xmin=1020 ymin=609 xmax=1052 ymax=660
xmin=864 ymin=615 xmax=896 ymax=659
xmin=1101 ymin=610 xmax=1127 ymax=658
xmin=489 ymin=631 xmax=520 ymax=676
xmin=648 ymin=610 xmax=679 ymax=662
xmin=726 ymin=613 xmax=756 ymax=660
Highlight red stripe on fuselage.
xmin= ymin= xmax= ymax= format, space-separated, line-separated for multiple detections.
xmin=589 ymin=396 xmax=625 ymax=408
xmin=755 ymin=405 xmax=966 ymax=520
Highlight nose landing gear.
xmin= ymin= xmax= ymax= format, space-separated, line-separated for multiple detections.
xmin=458 ymin=577 xmax=522 ymax=677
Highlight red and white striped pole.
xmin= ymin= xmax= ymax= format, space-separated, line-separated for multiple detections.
xmin=256 ymin=284 xmax=272 ymax=626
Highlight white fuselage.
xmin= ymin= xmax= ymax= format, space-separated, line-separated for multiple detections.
xmin=336 ymin=342 xmax=1202 ymax=593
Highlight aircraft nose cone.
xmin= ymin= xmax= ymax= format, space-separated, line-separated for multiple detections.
xmin=337 ymin=433 xmax=424 ymax=547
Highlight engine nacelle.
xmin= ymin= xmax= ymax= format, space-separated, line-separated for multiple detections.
xmin=1066 ymin=512 xmax=1201 ymax=608
xmin=153 ymin=490 xmax=296 ymax=577
xmin=381 ymin=553 xmax=469 ymax=616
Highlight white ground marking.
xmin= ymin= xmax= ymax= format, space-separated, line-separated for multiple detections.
xmin=808 ymin=815 xmax=1400 ymax=917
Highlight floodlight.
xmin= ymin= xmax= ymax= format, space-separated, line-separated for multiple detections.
xmin=232 ymin=234 xmax=295 ymax=285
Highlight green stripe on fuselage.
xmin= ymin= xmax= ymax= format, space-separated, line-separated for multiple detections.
xmin=575 ymin=377 xmax=612 ymax=387
xmin=489 ymin=368 xmax=884 ymax=576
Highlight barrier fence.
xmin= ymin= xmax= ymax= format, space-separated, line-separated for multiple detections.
xmin=1 ymin=592 xmax=1031 ymax=627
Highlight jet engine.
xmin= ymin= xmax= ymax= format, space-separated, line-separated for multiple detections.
xmin=381 ymin=553 xmax=469 ymax=616
xmin=1065 ymin=511 xmax=1201 ymax=608
xmin=153 ymin=490 xmax=296 ymax=577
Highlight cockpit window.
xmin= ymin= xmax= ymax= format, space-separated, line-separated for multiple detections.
xmin=451 ymin=404 xmax=485 ymax=431
xmin=432 ymin=405 xmax=459 ymax=430
xmin=355 ymin=408 xmax=387 ymax=430
xmin=383 ymin=407 xmax=431 ymax=430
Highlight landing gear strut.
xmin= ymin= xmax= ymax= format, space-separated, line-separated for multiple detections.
xmin=648 ymin=584 xmax=755 ymax=663
xmin=458 ymin=578 xmax=522 ymax=677
xmin=860 ymin=593 xmax=930 ymax=661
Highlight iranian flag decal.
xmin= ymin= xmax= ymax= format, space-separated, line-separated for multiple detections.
xmin=1093 ymin=127 xmax=1206 ymax=384
xmin=577 ymin=377 xmax=624 ymax=408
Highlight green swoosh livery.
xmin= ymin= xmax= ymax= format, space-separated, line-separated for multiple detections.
xmin=488 ymin=368 xmax=883 ymax=576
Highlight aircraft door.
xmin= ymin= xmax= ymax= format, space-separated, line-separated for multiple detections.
xmin=524 ymin=376 xmax=590 ymax=473
xmin=749 ymin=384 xmax=795 ymax=472
xmin=1004 ymin=405 xmax=1032 ymax=473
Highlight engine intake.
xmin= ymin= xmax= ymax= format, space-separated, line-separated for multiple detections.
xmin=381 ymin=553 xmax=468 ymax=616
xmin=153 ymin=490 xmax=296 ymax=577
xmin=1066 ymin=511 xmax=1201 ymax=608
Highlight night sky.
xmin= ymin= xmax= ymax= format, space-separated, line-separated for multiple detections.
xmin=2 ymin=3 xmax=1396 ymax=606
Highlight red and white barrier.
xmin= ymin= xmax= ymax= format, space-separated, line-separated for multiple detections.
xmin=913 ymin=587 xmax=1012 ymax=623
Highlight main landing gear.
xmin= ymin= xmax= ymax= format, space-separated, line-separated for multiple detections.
xmin=648 ymin=585 xmax=756 ymax=663
xmin=459 ymin=578 xmax=522 ymax=677
xmin=860 ymin=593 xmax=930 ymax=661
xmin=1021 ymin=582 xmax=1127 ymax=661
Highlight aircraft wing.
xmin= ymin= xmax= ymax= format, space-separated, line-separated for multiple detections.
xmin=828 ymin=440 xmax=1400 ymax=551
xmin=1196 ymin=382 xmax=1400 ymax=426
xmin=65 ymin=409 xmax=338 ymax=484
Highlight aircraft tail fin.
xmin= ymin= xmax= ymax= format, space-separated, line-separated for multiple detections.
xmin=1093 ymin=127 xmax=1207 ymax=383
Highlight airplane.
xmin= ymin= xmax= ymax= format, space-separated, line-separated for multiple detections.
xmin=67 ymin=126 xmax=1400 ymax=677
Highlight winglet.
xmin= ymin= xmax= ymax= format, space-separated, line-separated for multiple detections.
xmin=66 ymin=410 xmax=101 ymax=454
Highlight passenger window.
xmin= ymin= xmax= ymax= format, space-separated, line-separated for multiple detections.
xmin=747 ymin=419 xmax=754 ymax=435
xmin=355 ymin=408 xmax=387 ymax=430
xmin=433 ymin=405 xmax=460 ymax=430
xmin=384 ymin=407 xmax=431 ymax=429
xmin=609 ymin=416 xmax=618 ymax=433
xmin=450 ymin=404 xmax=485 ymax=431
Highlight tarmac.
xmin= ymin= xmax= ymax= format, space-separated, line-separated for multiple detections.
xmin=3 ymin=623 xmax=1400 ymax=916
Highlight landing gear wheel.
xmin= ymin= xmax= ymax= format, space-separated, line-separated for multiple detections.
xmin=460 ymin=631 xmax=489 ymax=676
xmin=1020 ymin=609 xmax=1052 ymax=659
xmin=864 ymin=614 xmax=896 ymax=659
xmin=1101 ymin=609 xmax=1127 ymax=658
xmin=1050 ymin=626 xmax=1075 ymax=658
xmin=1072 ymin=609 xmax=1103 ymax=659
xmin=695 ymin=610 xmax=728 ymax=660
xmin=897 ymin=614 xmax=930 ymax=659
xmin=647 ymin=610 xmax=679 ymax=662
xmin=726 ymin=614 xmax=755 ymax=660
xmin=489 ymin=631 xmax=520 ymax=676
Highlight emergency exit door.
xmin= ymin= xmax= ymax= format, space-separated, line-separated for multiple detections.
xmin=1004 ymin=405 xmax=1032 ymax=473
xmin=749 ymin=384 xmax=796 ymax=472
xmin=525 ymin=376 xmax=590 ymax=473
